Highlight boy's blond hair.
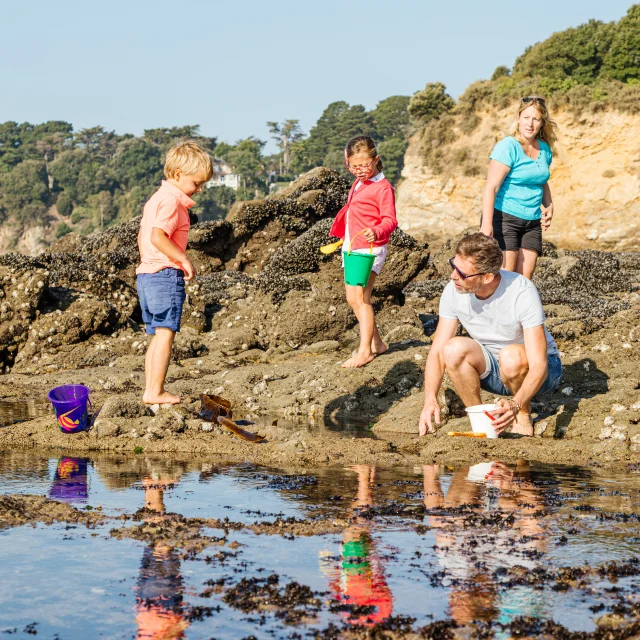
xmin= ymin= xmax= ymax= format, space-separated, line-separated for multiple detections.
xmin=164 ymin=140 xmax=214 ymax=181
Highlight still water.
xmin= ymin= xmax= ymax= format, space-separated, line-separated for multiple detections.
xmin=1 ymin=452 xmax=640 ymax=639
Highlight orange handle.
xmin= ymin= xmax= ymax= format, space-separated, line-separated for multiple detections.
xmin=345 ymin=230 xmax=373 ymax=255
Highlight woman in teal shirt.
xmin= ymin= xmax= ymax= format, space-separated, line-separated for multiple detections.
xmin=480 ymin=96 xmax=558 ymax=279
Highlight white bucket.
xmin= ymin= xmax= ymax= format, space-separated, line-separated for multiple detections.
xmin=465 ymin=404 xmax=499 ymax=439
xmin=466 ymin=462 xmax=495 ymax=484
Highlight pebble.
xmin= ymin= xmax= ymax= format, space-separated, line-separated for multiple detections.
xmin=611 ymin=404 xmax=626 ymax=413
xmin=561 ymin=386 xmax=573 ymax=396
xmin=604 ymin=416 xmax=615 ymax=426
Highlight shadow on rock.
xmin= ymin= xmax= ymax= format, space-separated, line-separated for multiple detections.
xmin=548 ymin=358 xmax=609 ymax=439
xmin=323 ymin=360 xmax=423 ymax=433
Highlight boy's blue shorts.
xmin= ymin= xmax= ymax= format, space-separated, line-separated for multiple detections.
xmin=136 ymin=268 xmax=186 ymax=335
xmin=478 ymin=341 xmax=563 ymax=398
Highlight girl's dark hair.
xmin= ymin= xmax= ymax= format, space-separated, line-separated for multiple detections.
xmin=345 ymin=136 xmax=383 ymax=172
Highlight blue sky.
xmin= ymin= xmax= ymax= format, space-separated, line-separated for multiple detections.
xmin=0 ymin=0 xmax=633 ymax=151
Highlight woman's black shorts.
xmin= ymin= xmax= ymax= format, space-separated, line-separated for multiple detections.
xmin=492 ymin=209 xmax=542 ymax=255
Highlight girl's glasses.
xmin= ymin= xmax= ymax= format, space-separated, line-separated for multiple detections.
xmin=448 ymin=257 xmax=486 ymax=280
xmin=347 ymin=158 xmax=376 ymax=173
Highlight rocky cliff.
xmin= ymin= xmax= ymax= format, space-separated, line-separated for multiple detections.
xmin=396 ymin=107 xmax=640 ymax=251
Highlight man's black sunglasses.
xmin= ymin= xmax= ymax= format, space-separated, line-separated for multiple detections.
xmin=448 ymin=257 xmax=486 ymax=280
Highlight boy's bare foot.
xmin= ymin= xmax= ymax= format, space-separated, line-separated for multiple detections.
xmin=143 ymin=391 xmax=181 ymax=405
xmin=509 ymin=413 xmax=533 ymax=437
xmin=371 ymin=340 xmax=388 ymax=356
xmin=341 ymin=352 xmax=375 ymax=368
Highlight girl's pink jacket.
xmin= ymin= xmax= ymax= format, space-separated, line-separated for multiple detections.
xmin=329 ymin=177 xmax=398 ymax=250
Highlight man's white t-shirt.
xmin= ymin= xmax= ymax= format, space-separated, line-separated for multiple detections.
xmin=439 ymin=270 xmax=559 ymax=358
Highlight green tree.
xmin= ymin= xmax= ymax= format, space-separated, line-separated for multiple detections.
xmin=193 ymin=185 xmax=236 ymax=221
xmin=0 ymin=122 xmax=27 ymax=172
xmin=110 ymin=138 xmax=163 ymax=191
xmin=0 ymin=160 xmax=49 ymax=224
xmin=513 ymin=19 xmax=615 ymax=85
xmin=224 ymin=137 xmax=266 ymax=191
xmin=56 ymin=221 xmax=72 ymax=238
xmin=266 ymin=120 xmax=304 ymax=174
xmin=371 ymin=95 xmax=411 ymax=139
xmin=408 ymin=83 xmax=455 ymax=125
xmin=491 ymin=65 xmax=511 ymax=81
xmin=50 ymin=149 xmax=113 ymax=205
xmin=143 ymin=126 xmax=216 ymax=155
xmin=601 ymin=5 xmax=640 ymax=82
xmin=295 ymin=101 xmax=375 ymax=173
xmin=377 ymin=136 xmax=408 ymax=184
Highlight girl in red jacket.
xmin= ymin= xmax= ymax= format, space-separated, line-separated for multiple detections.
xmin=330 ymin=136 xmax=398 ymax=368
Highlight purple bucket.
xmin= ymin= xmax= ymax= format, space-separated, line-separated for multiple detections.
xmin=49 ymin=457 xmax=89 ymax=503
xmin=47 ymin=385 xmax=91 ymax=433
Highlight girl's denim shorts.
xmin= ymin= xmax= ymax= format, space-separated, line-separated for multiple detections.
xmin=136 ymin=268 xmax=186 ymax=334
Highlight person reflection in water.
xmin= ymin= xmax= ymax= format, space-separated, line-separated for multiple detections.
xmin=321 ymin=465 xmax=393 ymax=626
xmin=423 ymin=461 xmax=544 ymax=626
xmin=134 ymin=476 xmax=189 ymax=640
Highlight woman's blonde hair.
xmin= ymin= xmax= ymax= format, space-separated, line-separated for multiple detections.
xmin=345 ymin=135 xmax=383 ymax=172
xmin=164 ymin=140 xmax=214 ymax=181
xmin=506 ymin=96 xmax=558 ymax=152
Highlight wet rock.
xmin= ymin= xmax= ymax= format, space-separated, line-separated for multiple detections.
xmin=99 ymin=396 xmax=149 ymax=419
xmin=0 ymin=263 xmax=49 ymax=369
xmin=13 ymin=296 xmax=119 ymax=369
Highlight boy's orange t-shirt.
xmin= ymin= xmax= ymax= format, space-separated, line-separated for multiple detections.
xmin=136 ymin=181 xmax=195 ymax=275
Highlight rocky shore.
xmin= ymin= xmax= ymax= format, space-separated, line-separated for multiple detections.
xmin=0 ymin=167 xmax=638 ymax=467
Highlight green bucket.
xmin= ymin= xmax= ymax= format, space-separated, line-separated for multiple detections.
xmin=344 ymin=250 xmax=375 ymax=287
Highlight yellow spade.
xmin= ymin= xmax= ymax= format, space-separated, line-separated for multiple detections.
xmin=319 ymin=239 xmax=344 ymax=255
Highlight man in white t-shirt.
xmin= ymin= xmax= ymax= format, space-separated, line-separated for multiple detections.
xmin=418 ymin=233 xmax=562 ymax=437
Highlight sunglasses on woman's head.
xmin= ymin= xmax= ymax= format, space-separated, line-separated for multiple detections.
xmin=448 ymin=257 xmax=486 ymax=280
xmin=521 ymin=96 xmax=546 ymax=105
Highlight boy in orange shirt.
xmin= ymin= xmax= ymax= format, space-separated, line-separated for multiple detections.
xmin=136 ymin=141 xmax=213 ymax=404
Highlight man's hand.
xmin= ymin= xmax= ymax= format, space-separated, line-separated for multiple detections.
xmin=480 ymin=225 xmax=493 ymax=237
xmin=419 ymin=398 xmax=441 ymax=436
xmin=362 ymin=228 xmax=377 ymax=243
xmin=182 ymin=258 xmax=196 ymax=282
xmin=491 ymin=398 xmax=518 ymax=435
xmin=541 ymin=203 xmax=553 ymax=231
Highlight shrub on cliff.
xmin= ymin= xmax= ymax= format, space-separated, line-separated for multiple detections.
xmin=408 ymin=83 xmax=455 ymax=126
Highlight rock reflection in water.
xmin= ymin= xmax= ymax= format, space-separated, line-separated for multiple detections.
xmin=0 ymin=399 xmax=50 ymax=427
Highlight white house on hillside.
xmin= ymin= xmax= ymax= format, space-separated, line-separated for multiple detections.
xmin=206 ymin=158 xmax=240 ymax=190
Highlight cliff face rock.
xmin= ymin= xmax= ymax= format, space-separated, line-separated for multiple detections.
xmin=396 ymin=108 xmax=640 ymax=251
